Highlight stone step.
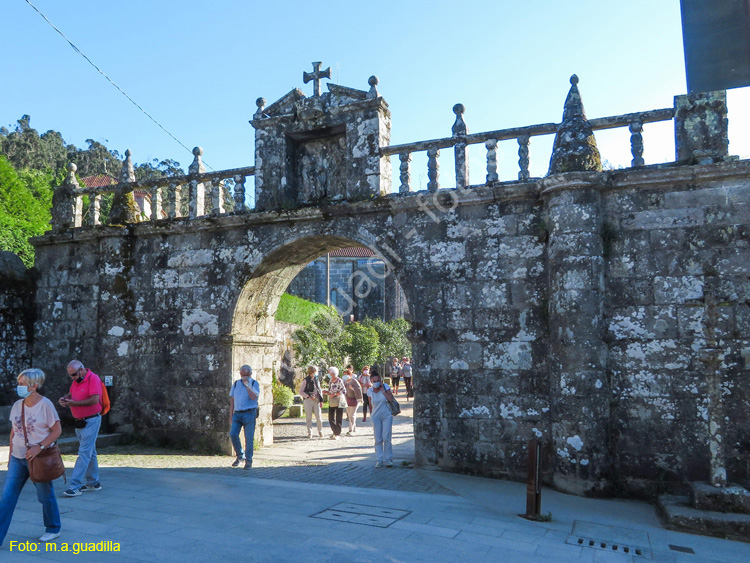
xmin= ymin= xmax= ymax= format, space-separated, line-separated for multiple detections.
xmin=657 ymin=494 xmax=750 ymax=543
xmin=0 ymin=432 xmax=126 ymax=464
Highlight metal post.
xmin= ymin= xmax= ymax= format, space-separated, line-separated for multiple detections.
xmin=522 ymin=439 xmax=542 ymax=519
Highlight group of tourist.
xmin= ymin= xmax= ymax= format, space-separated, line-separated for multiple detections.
xmin=1 ymin=361 xmax=105 ymax=547
xmin=295 ymin=359 xmax=411 ymax=467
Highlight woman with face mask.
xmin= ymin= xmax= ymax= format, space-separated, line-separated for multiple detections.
xmin=367 ymin=372 xmax=396 ymax=467
xmin=0 ymin=368 xmax=63 ymax=546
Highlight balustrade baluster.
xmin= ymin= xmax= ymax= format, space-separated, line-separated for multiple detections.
xmin=169 ymin=182 xmax=182 ymax=219
xmin=485 ymin=139 xmax=499 ymax=183
xmin=517 ymin=135 xmax=530 ymax=181
xmin=629 ymin=121 xmax=644 ymax=166
xmin=234 ymin=175 xmax=247 ymax=211
xmin=88 ymin=194 xmax=101 ymax=226
xmin=210 ymin=178 xmax=224 ymax=215
xmin=427 ymin=147 xmax=440 ymax=192
xmin=151 ymin=185 xmax=162 ymax=221
xmin=399 ymin=153 xmax=411 ymax=193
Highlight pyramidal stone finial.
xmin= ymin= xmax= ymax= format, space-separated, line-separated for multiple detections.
xmin=109 ymin=149 xmax=140 ymax=224
xmin=548 ymin=75 xmax=602 ymax=175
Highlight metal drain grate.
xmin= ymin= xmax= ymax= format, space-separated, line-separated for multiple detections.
xmin=566 ymin=520 xmax=652 ymax=559
xmin=311 ymin=503 xmax=411 ymax=528
xmin=669 ymin=544 xmax=695 ymax=554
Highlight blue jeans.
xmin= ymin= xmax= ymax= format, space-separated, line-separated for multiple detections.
xmin=230 ymin=410 xmax=256 ymax=461
xmin=70 ymin=414 xmax=101 ymax=490
xmin=0 ymin=455 xmax=62 ymax=545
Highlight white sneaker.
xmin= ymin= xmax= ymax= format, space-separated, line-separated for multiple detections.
xmin=386 ymin=460 xmax=394 ymax=467
xmin=375 ymin=461 xmax=384 ymax=468
xmin=346 ymin=431 xmax=352 ymax=436
xmin=39 ymin=532 xmax=61 ymax=542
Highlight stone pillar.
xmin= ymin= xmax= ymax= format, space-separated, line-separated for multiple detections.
xmin=542 ymin=172 xmax=610 ymax=495
xmin=674 ymin=90 xmax=728 ymax=165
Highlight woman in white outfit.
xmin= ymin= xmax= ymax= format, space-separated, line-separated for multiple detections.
xmin=343 ymin=370 xmax=362 ymax=435
xmin=367 ymin=372 xmax=395 ymax=467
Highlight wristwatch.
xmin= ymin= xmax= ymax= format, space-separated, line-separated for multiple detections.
xmin=39 ymin=444 xmax=46 ymax=451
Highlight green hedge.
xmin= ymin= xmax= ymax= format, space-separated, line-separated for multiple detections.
xmin=275 ymin=293 xmax=334 ymax=326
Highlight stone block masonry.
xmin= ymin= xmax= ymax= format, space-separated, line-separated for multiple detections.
xmin=0 ymin=252 xmax=34 ymax=404
xmin=25 ymin=70 xmax=750 ymax=499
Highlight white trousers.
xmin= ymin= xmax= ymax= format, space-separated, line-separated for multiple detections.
xmin=371 ymin=409 xmax=393 ymax=462
xmin=346 ymin=402 xmax=359 ymax=432
xmin=304 ymin=398 xmax=323 ymax=435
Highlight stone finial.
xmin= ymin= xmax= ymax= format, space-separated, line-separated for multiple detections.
xmin=189 ymin=147 xmax=206 ymax=175
xmin=367 ymin=75 xmax=380 ymax=99
xmin=452 ymin=104 xmax=467 ymax=136
xmin=109 ymin=150 xmax=140 ymax=225
xmin=303 ymin=62 xmax=331 ymax=97
xmin=50 ymin=163 xmax=81 ymax=230
xmin=548 ymin=75 xmax=602 ymax=175
xmin=254 ymin=97 xmax=266 ymax=119
xmin=120 ymin=149 xmax=135 ymax=183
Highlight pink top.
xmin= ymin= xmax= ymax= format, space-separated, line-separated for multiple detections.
xmin=10 ymin=397 xmax=60 ymax=459
xmin=70 ymin=369 xmax=103 ymax=418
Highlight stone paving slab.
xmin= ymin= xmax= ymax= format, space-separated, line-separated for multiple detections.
xmin=1 ymin=465 xmax=750 ymax=561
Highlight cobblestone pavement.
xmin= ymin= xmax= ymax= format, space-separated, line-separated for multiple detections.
xmin=182 ymin=400 xmax=457 ymax=495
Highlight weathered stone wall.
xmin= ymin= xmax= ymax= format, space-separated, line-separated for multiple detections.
xmin=0 ymin=252 xmax=34 ymax=405
xmin=30 ymin=160 xmax=750 ymax=496
xmin=603 ymin=164 xmax=750 ymax=496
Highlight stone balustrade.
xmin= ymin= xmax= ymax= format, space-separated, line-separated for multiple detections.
xmin=381 ymin=100 xmax=675 ymax=192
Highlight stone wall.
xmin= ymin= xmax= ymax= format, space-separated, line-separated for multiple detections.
xmin=0 ymin=252 xmax=34 ymax=405
xmin=603 ymin=166 xmax=750 ymax=496
xmin=30 ymin=165 xmax=750 ymax=498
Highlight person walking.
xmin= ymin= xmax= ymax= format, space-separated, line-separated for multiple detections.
xmin=401 ymin=357 xmax=414 ymax=401
xmin=298 ymin=366 xmax=324 ymax=438
xmin=387 ymin=357 xmax=401 ymax=395
xmin=59 ymin=360 xmax=103 ymax=497
xmin=358 ymin=366 xmax=372 ymax=422
xmin=343 ymin=370 xmax=363 ymax=435
xmin=1 ymin=368 xmax=63 ymax=545
xmin=229 ymin=365 xmax=260 ymax=469
xmin=323 ymin=367 xmax=345 ymax=440
xmin=367 ymin=372 xmax=395 ymax=467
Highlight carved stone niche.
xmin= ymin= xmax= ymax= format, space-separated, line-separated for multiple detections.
xmin=251 ymin=83 xmax=391 ymax=212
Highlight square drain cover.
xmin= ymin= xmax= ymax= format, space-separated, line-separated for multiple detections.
xmin=312 ymin=503 xmax=410 ymax=528
xmin=566 ymin=520 xmax=652 ymax=559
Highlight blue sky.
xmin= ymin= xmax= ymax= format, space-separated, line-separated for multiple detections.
xmin=3 ymin=0 xmax=749 ymax=186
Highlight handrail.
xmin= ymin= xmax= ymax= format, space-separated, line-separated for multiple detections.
xmin=75 ymin=165 xmax=256 ymax=196
xmin=380 ymin=107 xmax=674 ymax=156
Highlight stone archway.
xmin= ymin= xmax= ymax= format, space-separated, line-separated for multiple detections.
xmin=229 ymin=234 xmax=414 ymax=447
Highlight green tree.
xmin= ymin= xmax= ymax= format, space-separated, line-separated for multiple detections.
xmin=342 ymin=322 xmax=380 ymax=371
xmin=0 ymin=155 xmax=54 ymax=266
xmin=362 ymin=317 xmax=412 ymax=368
xmin=292 ymin=308 xmax=349 ymax=371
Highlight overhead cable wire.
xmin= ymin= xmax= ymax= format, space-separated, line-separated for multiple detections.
xmin=23 ymin=0 xmax=213 ymax=170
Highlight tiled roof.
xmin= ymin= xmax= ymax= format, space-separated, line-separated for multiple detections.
xmin=329 ymin=247 xmax=376 ymax=258
xmin=79 ymin=174 xmax=117 ymax=188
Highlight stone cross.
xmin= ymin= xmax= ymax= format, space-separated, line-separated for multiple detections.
xmin=303 ymin=61 xmax=331 ymax=97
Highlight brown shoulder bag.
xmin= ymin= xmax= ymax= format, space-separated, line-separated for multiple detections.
xmin=21 ymin=403 xmax=66 ymax=483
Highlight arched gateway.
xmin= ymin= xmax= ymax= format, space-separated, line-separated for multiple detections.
xmin=29 ymin=67 xmax=750 ymax=497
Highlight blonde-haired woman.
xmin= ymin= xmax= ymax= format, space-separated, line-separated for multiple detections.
xmin=0 ymin=368 xmax=62 ymax=546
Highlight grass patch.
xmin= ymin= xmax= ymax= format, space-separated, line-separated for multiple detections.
xmin=275 ymin=293 xmax=334 ymax=325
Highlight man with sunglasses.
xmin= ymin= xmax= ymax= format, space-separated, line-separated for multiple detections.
xmin=58 ymin=360 xmax=103 ymax=497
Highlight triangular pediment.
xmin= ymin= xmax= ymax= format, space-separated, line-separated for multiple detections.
xmin=264 ymin=88 xmax=306 ymax=117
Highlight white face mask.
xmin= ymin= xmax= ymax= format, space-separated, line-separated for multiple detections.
xmin=16 ymin=385 xmax=31 ymax=398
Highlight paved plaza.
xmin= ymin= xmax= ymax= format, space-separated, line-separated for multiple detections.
xmin=1 ymin=403 xmax=749 ymax=561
